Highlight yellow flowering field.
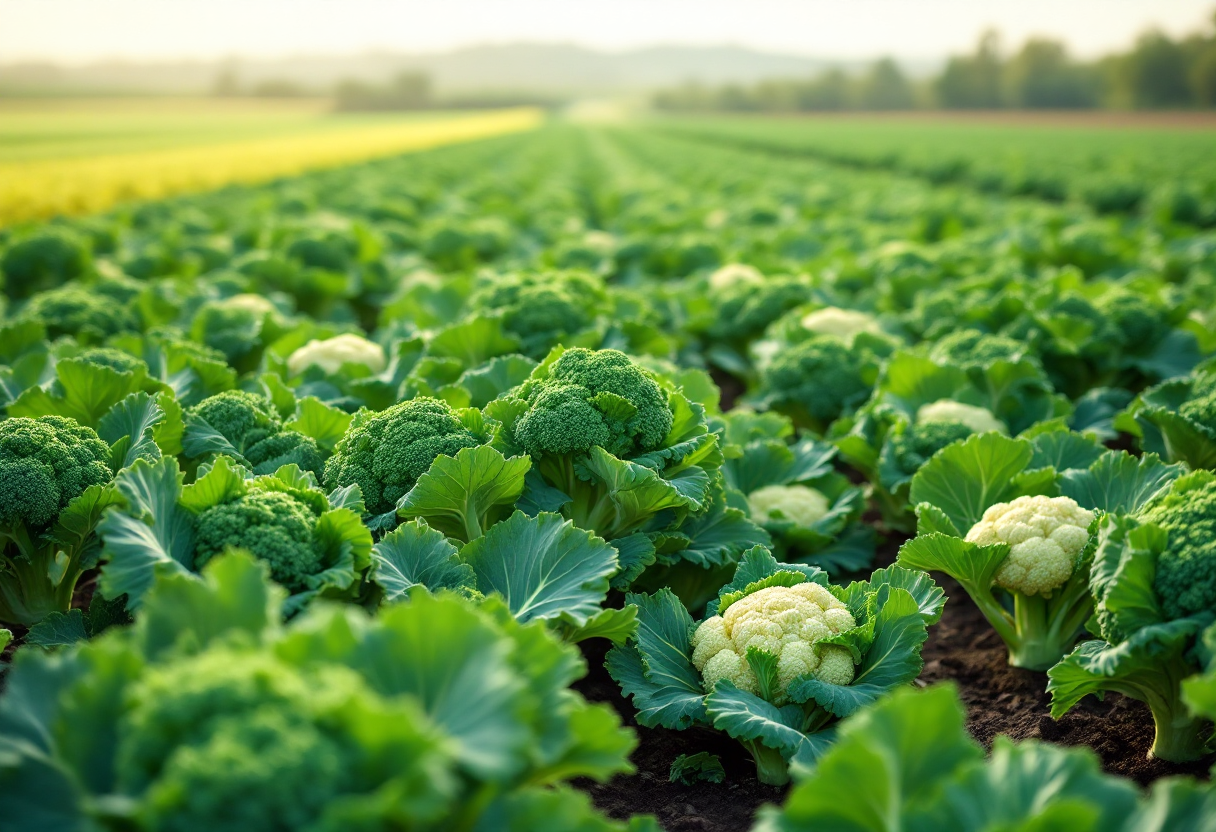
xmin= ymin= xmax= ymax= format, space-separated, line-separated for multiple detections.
xmin=0 ymin=100 xmax=542 ymax=225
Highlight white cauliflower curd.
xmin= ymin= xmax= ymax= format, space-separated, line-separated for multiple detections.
xmin=287 ymin=333 xmax=387 ymax=377
xmin=690 ymin=582 xmax=858 ymax=704
xmin=709 ymin=263 xmax=764 ymax=291
xmin=965 ymin=495 xmax=1095 ymax=597
xmin=916 ymin=399 xmax=1007 ymax=434
xmin=799 ymin=307 xmax=883 ymax=345
xmin=222 ymin=293 xmax=277 ymax=316
xmin=748 ymin=484 xmax=830 ymax=527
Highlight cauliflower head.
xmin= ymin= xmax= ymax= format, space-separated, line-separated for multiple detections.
xmin=966 ymin=495 xmax=1095 ymax=597
xmin=287 ymin=333 xmax=386 ymax=377
xmin=800 ymin=307 xmax=883 ymax=345
xmin=0 ymin=415 xmax=112 ymax=530
xmin=708 ymin=263 xmax=764 ymax=291
xmin=748 ymin=484 xmax=830 ymax=528
xmin=917 ymin=399 xmax=1007 ymax=434
xmin=691 ymin=582 xmax=857 ymax=705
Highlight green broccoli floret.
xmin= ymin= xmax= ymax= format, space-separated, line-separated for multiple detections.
xmin=0 ymin=415 xmax=113 ymax=624
xmin=19 ymin=285 xmax=138 ymax=342
xmin=889 ymin=420 xmax=974 ymax=479
xmin=1098 ymin=291 xmax=1169 ymax=349
xmin=710 ymin=277 xmax=810 ymax=341
xmin=469 ymin=272 xmax=605 ymax=357
xmin=324 ymin=397 xmax=482 ymax=515
xmin=1179 ymin=390 xmax=1216 ymax=433
xmin=0 ymin=230 xmax=88 ymax=299
xmin=72 ymin=346 xmax=149 ymax=376
xmin=194 ymin=491 xmax=323 ymax=592
xmin=1141 ymin=475 xmax=1216 ymax=621
xmin=0 ymin=416 xmax=112 ymax=530
xmin=759 ymin=337 xmax=871 ymax=430
xmin=513 ymin=347 xmax=673 ymax=459
xmin=187 ymin=391 xmax=326 ymax=480
xmin=929 ymin=328 xmax=1026 ymax=368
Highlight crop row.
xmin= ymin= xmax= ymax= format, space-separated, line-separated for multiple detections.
xmin=0 ymin=122 xmax=1214 ymax=831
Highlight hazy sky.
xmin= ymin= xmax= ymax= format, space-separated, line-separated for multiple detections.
xmin=1 ymin=0 xmax=1213 ymax=64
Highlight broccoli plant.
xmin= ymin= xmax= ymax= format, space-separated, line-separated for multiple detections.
xmin=97 ymin=456 xmax=372 ymax=616
xmin=608 ymin=546 xmax=944 ymax=786
xmin=0 ymin=415 xmax=119 ymax=625
xmin=898 ymin=430 xmax=1184 ymax=669
xmin=183 ymin=389 xmax=328 ymax=482
xmin=1048 ymin=471 xmax=1216 ymax=762
xmin=750 ymin=334 xmax=884 ymax=435
xmin=17 ymin=283 xmax=139 ymax=344
xmin=466 ymin=269 xmax=609 ymax=359
xmin=325 ymin=396 xmax=492 ymax=525
xmin=189 ymin=292 xmax=289 ymax=372
xmin=0 ymin=551 xmax=648 ymax=832
xmin=0 ymin=229 xmax=89 ymax=299
xmin=1119 ymin=367 xmax=1216 ymax=471
xmin=488 ymin=347 xmax=723 ymax=554
xmin=756 ymin=683 xmax=1212 ymax=832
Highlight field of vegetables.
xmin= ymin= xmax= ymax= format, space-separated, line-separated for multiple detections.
xmin=1 ymin=115 xmax=1215 ymax=831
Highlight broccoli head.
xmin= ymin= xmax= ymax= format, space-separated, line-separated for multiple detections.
xmin=1140 ymin=474 xmax=1216 ymax=621
xmin=1098 ymin=291 xmax=1169 ymax=349
xmin=759 ymin=337 xmax=871 ymax=428
xmin=1179 ymin=391 xmax=1216 ymax=433
xmin=193 ymin=491 xmax=323 ymax=593
xmin=0 ymin=415 xmax=112 ymax=530
xmin=929 ymin=328 xmax=1026 ymax=368
xmin=19 ymin=285 xmax=138 ymax=342
xmin=188 ymin=391 xmax=326 ymax=480
xmin=513 ymin=348 xmax=673 ymax=459
xmin=469 ymin=272 xmax=605 ymax=356
xmin=72 ymin=346 xmax=149 ymax=376
xmin=0 ymin=230 xmax=88 ymax=299
xmin=888 ymin=420 xmax=974 ymax=479
xmin=324 ymin=397 xmax=482 ymax=515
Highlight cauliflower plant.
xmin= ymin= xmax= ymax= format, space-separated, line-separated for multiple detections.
xmin=287 ymin=333 xmax=386 ymax=377
xmin=800 ymin=307 xmax=883 ymax=345
xmin=917 ymin=399 xmax=1007 ymax=434
xmin=747 ymin=484 xmax=830 ymax=528
xmin=691 ymin=583 xmax=857 ymax=706
xmin=966 ymin=495 xmax=1095 ymax=597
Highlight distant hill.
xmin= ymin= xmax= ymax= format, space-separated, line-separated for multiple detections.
xmin=0 ymin=43 xmax=938 ymax=97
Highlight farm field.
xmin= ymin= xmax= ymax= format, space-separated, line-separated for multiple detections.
xmin=1 ymin=116 xmax=1215 ymax=831
xmin=0 ymin=98 xmax=543 ymax=224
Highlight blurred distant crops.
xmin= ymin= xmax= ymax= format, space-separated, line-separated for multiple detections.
xmin=0 ymin=99 xmax=543 ymax=225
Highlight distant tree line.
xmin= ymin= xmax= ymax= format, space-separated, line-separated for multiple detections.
xmin=654 ymin=14 xmax=1216 ymax=111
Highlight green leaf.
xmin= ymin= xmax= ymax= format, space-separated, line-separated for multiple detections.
xmin=8 ymin=357 xmax=145 ymax=427
xmin=554 ymin=605 xmax=639 ymax=645
xmin=397 ymin=445 xmax=530 ymax=543
xmin=606 ymin=589 xmax=706 ymax=729
xmin=757 ymin=685 xmax=981 ymax=832
xmin=462 ymin=511 xmax=618 ymax=630
xmin=24 ymin=609 xmax=89 ymax=648
xmin=673 ymin=485 xmax=772 ymax=569
xmin=1138 ymin=405 xmax=1216 ymax=470
xmin=705 ymin=681 xmax=829 ymax=767
xmin=707 ymin=545 xmax=828 ymax=617
xmin=457 ymin=354 xmax=538 ymax=408
xmin=98 ymin=391 xmax=165 ymax=471
xmin=1060 ymin=451 xmax=1184 ymax=516
xmin=427 ymin=314 xmax=522 ymax=368
xmin=897 ymin=533 xmax=1009 ymax=599
xmin=136 ymin=550 xmax=283 ymax=661
xmin=371 ymin=519 xmax=476 ymax=602
xmin=1088 ymin=515 xmax=1165 ymax=642
xmin=670 ymin=751 xmax=726 ymax=785
xmin=285 ymin=396 xmax=351 ymax=452
xmin=851 ymin=564 xmax=947 ymax=624
xmin=917 ymin=735 xmax=1140 ymax=832
xmin=1028 ymin=429 xmax=1105 ymax=473
xmin=909 ymin=433 xmax=1039 ymax=534
xmin=608 ymin=533 xmax=657 ymax=590
xmin=473 ymin=785 xmax=629 ymax=832
xmin=1125 ymin=778 xmax=1216 ymax=832
xmin=789 ymin=587 xmax=929 ymax=719
xmin=97 ymin=457 xmax=197 ymax=607
xmin=347 ymin=592 xmax=531 ymax=780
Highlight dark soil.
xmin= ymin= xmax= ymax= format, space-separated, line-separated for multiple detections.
xmin=573 ymin=531 xmax=1212 ymax=831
